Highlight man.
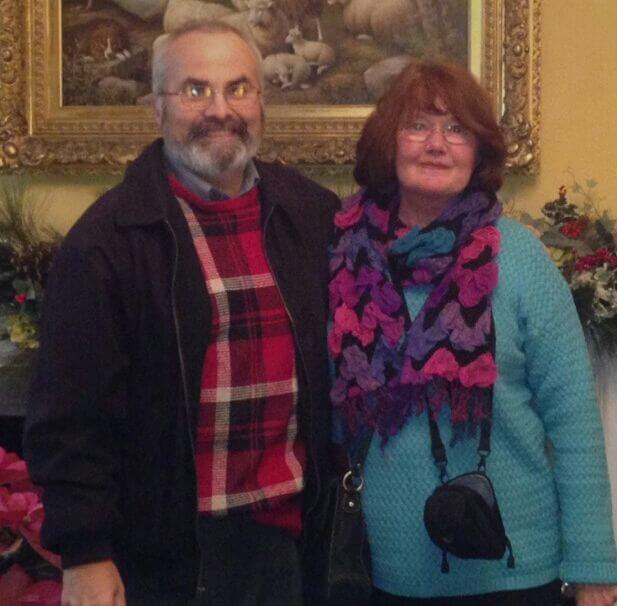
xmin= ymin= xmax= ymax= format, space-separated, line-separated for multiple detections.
xmin=24 ymin=21 xmax=339 ymax=606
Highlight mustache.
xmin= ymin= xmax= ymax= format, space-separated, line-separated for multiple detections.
xmin=188 ymin=117 xmax=248 ymax=142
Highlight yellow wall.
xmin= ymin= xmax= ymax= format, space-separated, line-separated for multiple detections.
xmin=502 ymin=0 xmax=617 ymax=214
xmin=1 ymin=173 xmax=120 ymax=236
xmin=2 ymin=0 xmax=617 ymax=233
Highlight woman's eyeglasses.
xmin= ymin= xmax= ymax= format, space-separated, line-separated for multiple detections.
xmin=399 ymin=120 xmax=473 ymax=145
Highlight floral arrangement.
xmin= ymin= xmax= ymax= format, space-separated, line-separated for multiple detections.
xmin=0 ymin=447 xmax=62 ymax=605
xmin=0 ymin=184 xmax=61 ymax=350
xmin=518 ymin=178 xmax=617 ymax=355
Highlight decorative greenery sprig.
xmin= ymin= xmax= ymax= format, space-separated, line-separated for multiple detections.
xmin=519 ymin=177 xmax=617 ymax=356
xmin=0 ymin=183 xmax=61 ymax=349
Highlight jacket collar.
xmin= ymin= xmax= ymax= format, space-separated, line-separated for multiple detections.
xmin=253 ymin=159 xmax=308 ymax=235
xmin=115 ymin=139 xmax=176 ymax=227
xmin=115 ymin=139 xmax=308 ymax=232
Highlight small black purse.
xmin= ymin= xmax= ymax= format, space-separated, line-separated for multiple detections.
xmin=423 ymin=410 xmax=515 ymax=573
xmin=320 ymin=430 xmax=374 ymax=606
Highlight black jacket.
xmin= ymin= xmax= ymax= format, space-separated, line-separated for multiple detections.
xmin=24 ymin=140 xmax=339 ymax=597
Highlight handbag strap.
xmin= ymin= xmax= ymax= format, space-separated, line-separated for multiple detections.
xmin=349 ymin=427 xmax=375 ymax=468
xmin=427 ymin=399 xmax=493 ymax=482
xmin=342 ymin=427 xmax=375 ymax=494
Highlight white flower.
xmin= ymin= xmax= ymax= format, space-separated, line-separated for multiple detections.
xmin=592 ymin=282 xmax=617 ymax=320
xmin=571 ymin=270 xmax=594 ymax=288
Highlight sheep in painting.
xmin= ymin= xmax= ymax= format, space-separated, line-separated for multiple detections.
xmin=163 ymin=0 xmax=290 ymax=57
xmin=327 ymin=0 xmax=415 ymax=45
xmin=285 ymin=25 xmax=335 ymax=75
xmin=88 ymin=0 xmax=168 ymax=21
xmin=163 ymin=0 xmax=235 ymax=33
xmin=263 ymin=52 xmax=312 ymax=89
xmin=233 ymin=0 xmax=326 ymax=40
xmin=243 ymin=0 xmax=291 ymax=56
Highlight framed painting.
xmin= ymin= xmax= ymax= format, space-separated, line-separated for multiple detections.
xmin=0 ymin=0 xmax=540 ymax=173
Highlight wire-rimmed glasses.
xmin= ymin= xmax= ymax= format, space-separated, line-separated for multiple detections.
xmin=158 ymin=80 xmax=261 ymax=110
xmin=399 ymin=120 xmax=474 ymax=145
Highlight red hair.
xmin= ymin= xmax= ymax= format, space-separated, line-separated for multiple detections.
xmin=355 ymin=61 xmax=507 ymax=195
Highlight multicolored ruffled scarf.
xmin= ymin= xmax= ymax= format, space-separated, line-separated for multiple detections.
xmin=328 ymin=188 xmax=502 ymax=446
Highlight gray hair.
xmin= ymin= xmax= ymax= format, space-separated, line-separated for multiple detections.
xmin=151 ymin=20 xmax=264 ymax=95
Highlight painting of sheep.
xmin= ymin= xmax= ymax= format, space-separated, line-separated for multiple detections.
xmin=61 ymin=0 xmax=469 ymax=106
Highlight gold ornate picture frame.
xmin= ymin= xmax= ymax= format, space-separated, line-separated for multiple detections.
xmin=0 ymin=0 xmax=540 ymax=174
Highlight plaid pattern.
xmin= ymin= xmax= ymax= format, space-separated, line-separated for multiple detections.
xmin=171 ymin=177 xmax=305 ymax=526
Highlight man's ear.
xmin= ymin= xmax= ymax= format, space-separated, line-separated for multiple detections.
xmin=153 ymin=95 xmax=164 ymax=129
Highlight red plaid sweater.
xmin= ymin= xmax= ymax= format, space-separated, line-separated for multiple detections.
xmin=171 ymin=176 xmax=305 ymax=536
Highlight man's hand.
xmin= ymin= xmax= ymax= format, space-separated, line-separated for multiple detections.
xmin=62 ymin=560 xmax=125 ymax=606
xmin=575 ymin=583 xmax=617 ymax=606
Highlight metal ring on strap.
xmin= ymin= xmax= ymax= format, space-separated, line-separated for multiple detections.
xmin=342 ymin=470 xmax=364 ymax=492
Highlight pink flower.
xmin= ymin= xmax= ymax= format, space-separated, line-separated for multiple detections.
xmin=0 ymin=565 xmax=31 ymax=606
xmin=0 ymin=447 xmax=20 ymax=468
xmin=560 ymin=216 xmax=589 ymax=239
xmin=21 ymin=501 xmax=45 ymax=535
xmin=334 ymin=200 xmax=363 ymax=229
xmin=20 ymin=508 xmax=62 ymax=569
xmin=460 ymin=226 xmax=500 ymax=262
xmin=18 ymin=579 xmax=63 ymax=606
xmin=575 ymin=247 xmax=617 ymax=271
xmin=459 ymin=353 xmax=497 ymax=388
xmin=0 ymin=450 xmax=62 ymax=572
xmin=0 ymin=488 xmax=40 ymax=533
xmin=14 ymin=293 xmax=27 ymax=305
xmin=0 ymin=448 xmax=31 ymax=491
xmin=0 ymin=487 xmax=61 ymax=569
xmin=457 ymin=262 xmax=498 ymax=307
xmin=423 ymin=348 xmax=460 ymax=381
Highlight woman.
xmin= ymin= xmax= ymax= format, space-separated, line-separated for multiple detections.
xmin=328 ymin=61 xmax=617 ymax=605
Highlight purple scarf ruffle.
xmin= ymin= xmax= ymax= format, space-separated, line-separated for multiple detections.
xmin=328 ymin=188 xmax=502 ymax=446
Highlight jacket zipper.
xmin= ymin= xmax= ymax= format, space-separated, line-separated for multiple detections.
xmin=262 ymin=206 xmax=321 ymax=548
xmin=163 ymin=219 xmax=206 ymax=598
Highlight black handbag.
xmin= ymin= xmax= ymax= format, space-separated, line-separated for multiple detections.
xmin=423 ymin=409 xmax=515 ymax=573
xmin=320 ymin=429 xmax=374 ymax=606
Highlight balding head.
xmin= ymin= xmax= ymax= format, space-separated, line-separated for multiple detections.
xmin=151 ymin=20 xmax=263 ymax=95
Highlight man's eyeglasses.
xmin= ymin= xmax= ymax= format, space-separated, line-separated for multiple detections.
xmin=158 ymin=81 xmax=261 ymax=109
xmin=399 ymin=120 xmax=474 ymax=145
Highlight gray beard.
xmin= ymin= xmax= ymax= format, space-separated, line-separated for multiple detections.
xmin=164 ymin=134 xmax=259 ymax=183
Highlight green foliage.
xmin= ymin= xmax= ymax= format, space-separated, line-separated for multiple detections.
xmin=519 ymin=176 xmax=617 ymax=356
xmin=0 ymin=184 xmax=61 ymax=248
xmin=4 ymin=313 xmax=39 ymax=350
xmin=0 ymin=185 xmax=62 ymax=349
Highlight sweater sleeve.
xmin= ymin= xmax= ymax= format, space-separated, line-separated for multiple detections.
xmin=510 ymin=220 xmax=617 ymax=583
xmin=23 ymin=235 xmax=129 ymax=568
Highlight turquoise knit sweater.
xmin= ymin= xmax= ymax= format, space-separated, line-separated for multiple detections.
xmin=357 ymin=217 xmax=617 ymax=597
